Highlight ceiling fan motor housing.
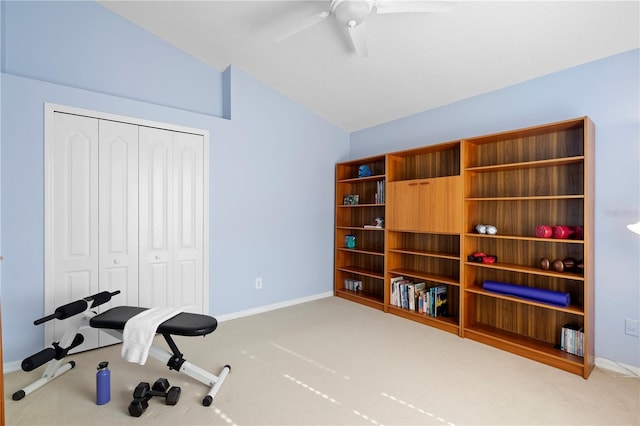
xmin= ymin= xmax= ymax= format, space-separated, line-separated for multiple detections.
xmin=331 ymin=0 xmax=374 ymax=27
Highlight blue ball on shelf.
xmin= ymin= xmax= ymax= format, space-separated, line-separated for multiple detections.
xmin=358 ymin=165 xmax=372 ymax=177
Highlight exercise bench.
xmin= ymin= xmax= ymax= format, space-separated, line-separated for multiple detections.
xmin=12 ymin=290 xmax=231 ymax=407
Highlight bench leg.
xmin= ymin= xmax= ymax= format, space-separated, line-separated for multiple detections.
xmin=103 ymin=329 xmax=230 ymax=406
xmin=146 ymin=344 xmax=231 ymax=406
xmin=12 ymin=360 xmax=75 ymax=401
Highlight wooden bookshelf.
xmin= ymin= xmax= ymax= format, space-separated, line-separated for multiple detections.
xmin=461 ymin=117 xmax=594 ymax=378
xmin=334 ymin=155 xmax=387 ymax=309
xmin=334 ymin=117 xmax=594 ymax=378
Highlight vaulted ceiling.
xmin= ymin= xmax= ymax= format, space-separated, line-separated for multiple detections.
xmin=99 ymin=1 xmax=639 ymax=132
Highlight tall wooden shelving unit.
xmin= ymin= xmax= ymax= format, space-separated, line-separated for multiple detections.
xmin=461 ymin=117 xmax=594 ymax=378
xmin=334 ymin=155 xmax=387 ymax=310
xmin=334 ymin=117 xmax=595 ymax=378
xmin=385 ymin=142 xmax=462 ymax=335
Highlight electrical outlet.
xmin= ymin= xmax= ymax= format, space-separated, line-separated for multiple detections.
xmin=625 ymin=319 xmax=639 ymax=337
xmin=255 ymin=277 xmax=263 ymax=290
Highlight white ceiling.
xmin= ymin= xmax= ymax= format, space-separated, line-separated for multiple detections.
xmin=98 ymin=1 xmax=639 ymax=132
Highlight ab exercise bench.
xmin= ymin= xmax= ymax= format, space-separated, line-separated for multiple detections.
xmin=12 ymin=291 xmax=230 ymax=407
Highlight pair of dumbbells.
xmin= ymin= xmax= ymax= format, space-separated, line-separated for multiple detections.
xmin=539 ymin=257 xmax=584 ymax=273
xmin=475 ymin=224 xmax=498 ymax=235
xmin=128 ymin=378 xmax=181 ymax=417
xmin=536 ymin=225 xmax=583 ymax=239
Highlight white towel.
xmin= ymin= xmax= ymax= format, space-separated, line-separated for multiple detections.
xmin=121 ymin=307 xmax=184 ymax=365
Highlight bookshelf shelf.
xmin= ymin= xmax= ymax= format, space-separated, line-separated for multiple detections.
xmin=387 ymin=268 xmax=459 ymax=287
xmin=388 ymin=248 xmax=459 ymax=260
xmin=334 ymin=117 xmax=594 ymax=378
xmin=335 ymin=289 xmax=385 ymax=310
xmin=463 ymin=323 xmax=585 ymax=376
xmin=336 ymin=247 xmax=384 ymax=257
xmin=464 ymin=261 xmax=585 ymax=281
xmin=387 ymin=305 xmax=459 ymax=334
xmin=465 ymin=156 xmax=585 ymax=173
xmin=464 ymin=285 xmax=584 ymax=315
xmin=464 ymin=233 xmax=585 ymax=244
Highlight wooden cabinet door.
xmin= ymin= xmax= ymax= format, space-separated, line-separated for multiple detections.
xmin=388 ymin=176 xmax=461 ymax=233
xmin=418 ymin=176 xmax=462 ymax=234
xmin=387 ymin=180 xmax=421 ymax=231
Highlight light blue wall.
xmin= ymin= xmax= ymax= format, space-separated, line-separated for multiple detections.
xmin=351 ymin=49 xmax=640 ymax=368
xmin=3 ymin=0 xmax=225 ymax=118
xmin=0 ymin=1 xmax=349 ymax=363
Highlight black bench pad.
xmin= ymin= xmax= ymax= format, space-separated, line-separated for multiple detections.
xmin=90 ymin=306 xmax=217 ymax=337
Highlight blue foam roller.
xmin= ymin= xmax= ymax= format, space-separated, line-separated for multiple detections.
xmin=482 ymin=280 xmax=570 ymax=307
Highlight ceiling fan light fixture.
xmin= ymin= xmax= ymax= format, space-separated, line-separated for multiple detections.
xmin=332 ymin=0 xmax=374 ymax=27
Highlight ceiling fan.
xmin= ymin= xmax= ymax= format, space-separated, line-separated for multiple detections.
xmin=275 ymin=0 xmax=453 ymax=57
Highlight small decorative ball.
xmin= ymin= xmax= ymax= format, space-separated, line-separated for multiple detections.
xmin=486 ymin=225 xmax=498 ymax=235
xmin=358 ymin=165 xmax=372 ymax=178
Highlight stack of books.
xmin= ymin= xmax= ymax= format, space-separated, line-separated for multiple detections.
xmin=561 ymin=324 xmax=584 ymax=357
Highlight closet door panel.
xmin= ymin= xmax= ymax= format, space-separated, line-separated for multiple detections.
xmin=48 ymin=112 xmax=99 ymax=349
xmin=139 ymin=126 xmax=174 ymax=308
xmin=98 ymin=119 xmax=139 ymax=328
xmin=173 ymin=132 xmax=204 ymax=312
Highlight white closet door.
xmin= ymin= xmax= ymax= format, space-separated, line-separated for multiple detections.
xmin=46 ymin=104 xmax=209 ymax=351
xmin=139 ymin=126 xmax=174 ymax=308
xmin=97 ymin=120 xmax=139 ymax=344
xmin=47 ymin=112 xmax=99 ymax=349
xmin=173 ymin=132 xmax=204 ymax=313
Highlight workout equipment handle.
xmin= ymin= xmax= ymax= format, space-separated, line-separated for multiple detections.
xmin=87 ymin=290 xmax=121 ymax=308
xmin=33 ymin=290 xmax=121 ymax=325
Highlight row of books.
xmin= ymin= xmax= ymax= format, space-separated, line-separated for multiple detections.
xmin=390 ymin=276 xmax=448 ymax=317
xmin=344 ymin=278 xmax=362 ymax=292
xmin=374 ymin=180 xmax=385 ymax=204
xmin=561 ymin=324 xmax=584 ymax=357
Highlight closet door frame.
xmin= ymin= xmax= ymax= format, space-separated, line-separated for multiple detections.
xmin=43 ymin=103 xmax=210 ymax=346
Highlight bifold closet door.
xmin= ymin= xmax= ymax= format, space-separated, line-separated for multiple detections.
xmin=138 ymin=127 xmax=204 ymax=313
xmin=49 ymin=113 xmax=100 ymax=349
xmin=49 ymin=114 xmax=139 ymax=349
xmin=47 ymin=108 xmax=207 ymax=350
xmin=97 ymin=120 xmax=140 ymax=345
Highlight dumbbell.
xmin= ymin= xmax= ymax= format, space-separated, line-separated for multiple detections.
xmin=539 ymin=257 xmax=580 ymax=273
xmin=467 ymin=252 xmax=498 ymax=264
xmin=475 ymin=224 xmax=498 ymax=235
xmin=552 ymin=225 xmax=583 ymax=239
xmin=128 ymin=378 xmax=181 ymax=417
xmin=535 ymin=225 xmax=583 ymax=239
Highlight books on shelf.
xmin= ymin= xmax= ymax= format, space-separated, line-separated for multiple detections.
xmin=375 ymin=180 xmax=385 ymax=204
xmin=561 ymin=324 xmax=584 ymax=357
xmin=389 ymin=276 xmax=447 ymax=317
xmin=344 ymin=278 xmax=362 ymax=292
xmin=433 ymin=285 xmax=448 ymax=317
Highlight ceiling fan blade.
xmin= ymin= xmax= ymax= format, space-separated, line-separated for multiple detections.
xmin=375 ymin=0 xmax=453 ymax=14
xmin=274 ymin=11 xmax=330 ymax=42
xmin=347 ymin=21 xmax=368 ymax=57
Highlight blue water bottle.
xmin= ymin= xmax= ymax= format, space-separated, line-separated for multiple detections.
xmin=96 ymin=361 xmax=110 ymax=405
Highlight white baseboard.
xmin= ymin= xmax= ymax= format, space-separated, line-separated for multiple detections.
xmin=215 ymin=291 xmax=334 ymax=323
xmin=4 ymin=360 xmax=23 ymax=374
xmin=595 ymin=357 xmax=640 ymax=377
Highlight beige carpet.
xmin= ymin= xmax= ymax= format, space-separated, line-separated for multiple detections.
xmin=4 ymin=297 xmax=640 ymax=425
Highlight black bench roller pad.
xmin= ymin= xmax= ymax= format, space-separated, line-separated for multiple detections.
xmin=90 ymin=306 xmax=217 ymax=337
